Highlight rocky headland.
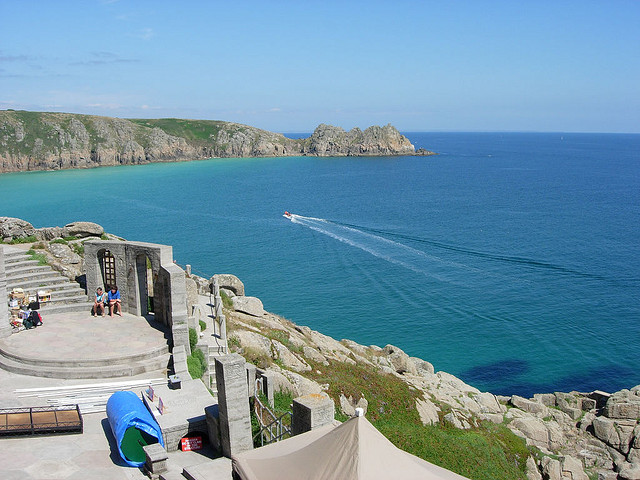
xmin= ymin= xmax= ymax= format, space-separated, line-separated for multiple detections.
xmin=2 ymin=216 xmax=639 ymax=480
xmin=0 ymin=110 xmax=434 ymax=173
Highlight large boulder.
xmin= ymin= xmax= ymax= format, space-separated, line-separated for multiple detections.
xmin=48 ymin=243 xmax=81 ymax=264
xmin=211 ymin=274 xmax=245 ymax=296
xmin=605 ymin=389 xmax=640 ymax=420
xmin=592 ymin=416 xmax=636 ymax=454
xmin=619 ymin=463 xmax=640 ymax=480
xmin=511 ymin=395 xmax=548 ymax=416
xmin=63 ymin=221 xmax=104 ymax=238
xmin=411 ymin=357 xmax=435 ymax=377
xmin=561 ymin=456 xmax=589 ymax=480
xmin=511 ymin=417 xmax=550 ymax=449
xmin=231 ymin=296 xmax=264 ymax=317
xmin=272 ymin=340 xmax=310 ymax=372
xmin=0 ymin=217 xmax=35 ymax=240
xmin=382 ymin=344 xmax=418 ymax=375
xmin=555 ymin=392 xmax=583 ymax=420
xmin=35 ymin=226 xmax=63 ymax=241
xmin=233 ymin=330 xmax=272 ymax=358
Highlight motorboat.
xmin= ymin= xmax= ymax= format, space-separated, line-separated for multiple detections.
xmin=283 ymin=211 xmax=292 ymax=219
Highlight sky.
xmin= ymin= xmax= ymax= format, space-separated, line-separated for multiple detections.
xmin=1 ymin=0 xmax=639 ymax=133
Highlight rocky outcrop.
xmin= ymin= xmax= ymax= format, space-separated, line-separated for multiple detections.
xmin=0 ymin=111 xmax=424 ymax=173
xmin=211 ymin=274 xmax=245 ymax=297
xmin=301 ymin=123 xmax=415 ymax=156
xmin=0 ymin=217 xmax=36 ymax=241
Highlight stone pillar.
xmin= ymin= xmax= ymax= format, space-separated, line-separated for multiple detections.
xmin=260 ymin=371 xmax=275 ymax=407
xmin=0 ymin=246 xmax=10 ymax=338
xmin=215 ymin=354 xmax=253 ymax=457
xmin=292 ymin=393 xmax=335 ymax=436
xmin=245 ymin=363 xmax=257 ymax=398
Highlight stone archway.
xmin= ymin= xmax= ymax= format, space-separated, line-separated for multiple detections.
xmin=135 ymin=253 xmax=156 ymax=316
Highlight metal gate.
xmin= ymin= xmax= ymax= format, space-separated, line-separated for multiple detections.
xmin=102 ymin=250 xmax=116 ymax=288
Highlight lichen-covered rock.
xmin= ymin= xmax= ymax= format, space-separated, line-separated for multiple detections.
xmin=233 ymin=330 xmax=272 ymax=358
xmin=231 ymin=296 xmax=264 ymax=317
xmin=593 ymin=416 xmax=636 ymax=454
xmin=619 ymin=462 xmax=640 ymax=480
xmin=416 ymin=397 xmax=439 ymax=426
xmin=48 ymin=243 xmax=81 ymax=264
xmin=212 ymin=274 xmax=245 ymax=296
xmin=302 ymin=345 xmax=328 ymax=365
xmin=0 ymin=217 xmax=35 ymax=240
xmin=512 ymin=417 xmax=551 ymax=449
xmin=339 ymin=394 xmax=368 ymax=417
xmin=511 ymin=395 xmax=548 ymax=416
xmin=382 ymin=344 xmax=418 ymax=375
xmin=526 ymin=456 xmax=543 ymax=480
xmin=35 ymin=226 xmax=63 ymax=241
xmin=272 ymin=340 xmax=310 ymax=372
xmin=605 ymin=389 xmax=640 ymax=420
xmin=63 ymin=221 xmax=103 ymax=238
xmin=410 ymin=357 xmax=435 ymax=377
xmin=302 ymin=123 xmax=415 ymax=157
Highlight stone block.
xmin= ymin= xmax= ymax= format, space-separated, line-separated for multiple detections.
xmin=511 ymin=395 xmax=548 ymax=415
xmin=172 ymin=345 xmax=189 ymax=376
xmin=581 ymin=398 xmax=597 ymax=411
xmin=292 ymin=393 xmax=335 ymax=435
xmin=260 ymin=371 xmax=276 ymax=407
xmin=245 ymin=363 xmax=257 ymax=397
xmin=215 ymin=354 xmax=253 ymax=457
xmin=143 ymin=443 xmax=168 ymax=479
xmin=534 ymin=393 xmax=557 ymax=407
xmin=0 ymin=246 xmax=10 ymax=338
xmin=142 ymin=380 xmax=213 ymax=452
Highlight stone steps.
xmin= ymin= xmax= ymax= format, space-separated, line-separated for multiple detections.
xmin=5 ymin=263 xmax=53 ymax=277
xmin=4 ymin=248 xmax=90 ymax=314
xmin=0 ymin=341 xmax=169 ymax=368
xmin=0 ymin=347 xmax=171 ymax=379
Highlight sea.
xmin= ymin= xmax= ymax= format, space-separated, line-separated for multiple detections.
xmin=1 ymin=132 xmax=638 ymax=397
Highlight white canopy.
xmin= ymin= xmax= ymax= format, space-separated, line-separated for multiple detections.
xmin=232 ymin=414 xmax=470 ymax=480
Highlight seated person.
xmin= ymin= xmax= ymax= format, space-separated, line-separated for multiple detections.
xmin=107 ymin=285 xmax=122 ymax=317
xmin=93 ymin=287 xmax=107 ymax=317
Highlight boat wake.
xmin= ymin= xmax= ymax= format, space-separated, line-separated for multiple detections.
xmin=284 ymin=213 xmax=481 ymax=284
xmin=284 ymin=213 xmax=610 ymax=285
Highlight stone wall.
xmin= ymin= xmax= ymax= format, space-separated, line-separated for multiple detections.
xmin=0 ymin=246 xmax=10 ymax=338
xmin=84 ymin=240 xmax=189 ymax=349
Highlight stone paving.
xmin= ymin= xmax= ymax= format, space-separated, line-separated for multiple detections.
xmin=0 ymin=307 xmax=231 ymax=479
xmin=1 ymin=310 xmax=169 ymax=363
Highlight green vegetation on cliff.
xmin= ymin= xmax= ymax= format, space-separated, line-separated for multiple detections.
xmin=307 ymin=359 xmax=529 ymax=480
xmin=0 ymin=109 xmax=419 ymax=173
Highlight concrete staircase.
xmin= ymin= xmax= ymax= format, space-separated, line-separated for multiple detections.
xmin=4 ymin=247 xmax=93 ymax=315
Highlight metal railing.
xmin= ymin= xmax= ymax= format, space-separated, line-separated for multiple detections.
xmin=253 ymin=394 xmax=292 ymax=447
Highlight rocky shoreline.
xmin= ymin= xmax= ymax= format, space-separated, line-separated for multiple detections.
xmin=0 ymin=110 xmax=435 ymax=173
xmin=2 ymin=216 xmax=639 ymax=480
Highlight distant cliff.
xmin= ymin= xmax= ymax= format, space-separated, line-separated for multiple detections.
xmin=0 ymin=110 xmax=429 ymax=173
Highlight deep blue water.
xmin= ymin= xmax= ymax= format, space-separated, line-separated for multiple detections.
xmin=1 ymin=132 xmax=639 ymax=396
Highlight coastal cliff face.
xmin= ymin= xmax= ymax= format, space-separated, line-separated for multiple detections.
xmin=0 ymin=110 xmax=424 ymax=173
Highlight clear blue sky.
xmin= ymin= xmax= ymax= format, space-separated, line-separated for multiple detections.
xmin=1 ymin=0 xmax=638 ymax=133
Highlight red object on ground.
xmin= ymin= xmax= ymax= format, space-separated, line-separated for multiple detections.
xmin=181 ymin=436 xmax=202 ymax=451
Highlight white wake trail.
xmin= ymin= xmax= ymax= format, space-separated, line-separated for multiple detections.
xmin=286 ymin=214 xmax=462 ymax=284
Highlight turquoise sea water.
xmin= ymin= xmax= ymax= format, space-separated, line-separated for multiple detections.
xmin=1 ymin=132 xmax=638 ymax=396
